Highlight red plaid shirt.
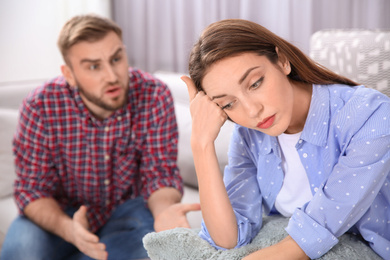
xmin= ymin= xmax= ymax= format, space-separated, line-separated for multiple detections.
xmin=13 ymin=68 xmax=183 ymax=232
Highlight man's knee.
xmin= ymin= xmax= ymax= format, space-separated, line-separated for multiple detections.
xmin=0 ymin=216 xmax=69 ymax=259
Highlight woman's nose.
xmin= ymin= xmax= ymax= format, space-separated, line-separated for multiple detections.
xmin=243 ymin=98 xmax=262 ymax=118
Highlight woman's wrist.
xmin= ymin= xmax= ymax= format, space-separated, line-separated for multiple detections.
xmin=191 ymin=137 xmax=215 ymax=153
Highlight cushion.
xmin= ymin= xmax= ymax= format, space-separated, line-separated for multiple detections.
xmin=310 ymin=29 xmax=390 ymax=97
xmin=0 ymin=83 xmax=37 ymax=110
xmin=143 ymin=215 xmax=382 ymax=260
xmin=0 ymin=109 xmax=19 ymax=199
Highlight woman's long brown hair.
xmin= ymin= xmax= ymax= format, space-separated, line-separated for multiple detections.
xmin=188 ymin=19 xmax=358 ymax=91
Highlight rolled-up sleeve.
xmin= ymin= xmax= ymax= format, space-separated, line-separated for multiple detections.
xmin=13 ymin=98 xmax=58 ymax=213
xmin=139 ymin=82 xmax=183 ymax=200
xmin=199 ymin=127 xmax=263 ymax=249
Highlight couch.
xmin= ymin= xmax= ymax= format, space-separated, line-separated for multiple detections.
xmin=0 ymin=72 xmax=235 ymax=252
xmin=0 ymin=81 xmax=40 ymax=249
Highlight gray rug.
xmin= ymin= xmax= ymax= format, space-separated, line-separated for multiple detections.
xmin=143 ymin=215 xmax=381 ymax=260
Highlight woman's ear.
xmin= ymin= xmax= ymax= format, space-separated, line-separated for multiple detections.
xmin=61 ymin=65 xmax=76 ymax=87
xmin=275 ymin=47 xmax=291 ymax=75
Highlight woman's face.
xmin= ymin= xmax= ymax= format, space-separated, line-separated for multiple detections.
xmin=202 ymin=52 xmax=309 ymax=136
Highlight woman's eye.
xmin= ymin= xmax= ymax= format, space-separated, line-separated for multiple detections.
xmin=250 ymin=77 xmax=264 ymax=89
xmin=221 ymin=102 xmax=234 ymax=110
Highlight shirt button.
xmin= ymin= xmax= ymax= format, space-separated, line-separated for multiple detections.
xmin=303 ymin=153 xmax=308 ymax=158
xmin=104 ymin=126 xmax=110 ymax=132
xmin=104 ymin=179 xmax=110 ymax=185
xmin=117 ymin=116 xmax=122 ymax=121
xmin=105 ymin=199 xmax=111 ymax=205
xmin=314 ymin=187 xmax=319 ymax=193
xmin=104 ymin=154 xmax=110 ymax=160
xmin=298 ymin=139 xmax=303 ymax=144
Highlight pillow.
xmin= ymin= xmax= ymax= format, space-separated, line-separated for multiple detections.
xmin=0 ymin=109 xmax=19 ymax=199
xmin=143 ymin=215 xmax=382 ymax=260
xmin=310 ymin=30 xmax=390 ymax=97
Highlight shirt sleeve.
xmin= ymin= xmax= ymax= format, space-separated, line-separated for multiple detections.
xmin=139 ymin=81 xmax=183 ymax=200
xmin=13 ymin=96 xmax=59 ymax=213
xmin=199 ymin=126 xmax=263 ymax=249
xmin=286 ymin=99 xmax=390 ymax=259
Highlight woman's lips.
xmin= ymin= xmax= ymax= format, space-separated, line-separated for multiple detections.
xmin=257 ymin=115 xmax=275 ymax=129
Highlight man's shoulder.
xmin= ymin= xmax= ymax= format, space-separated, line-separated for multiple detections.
xmin=128 ymin=68 xmax=172 ymax=103
xmin=129 ymin=67 xmax=163 ymax=84
xmin=26 ymin=76 xmax=70 ymax=101
xmin=23 ymin=76 xmax=73 ymax=112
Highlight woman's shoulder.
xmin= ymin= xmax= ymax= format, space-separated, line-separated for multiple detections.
xmin=324 ymin=84 xmax=390 ymax=137
xmin=321 ymin=83 xmax=390 ymax=103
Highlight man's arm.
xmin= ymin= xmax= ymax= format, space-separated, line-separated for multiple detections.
xmin=24 ymin=197 xmax=73 ymax=240
xmin=147 ymin=187 xmax=200 ymax=232
xmin=24 ymin=197 xmax=108 ymax=260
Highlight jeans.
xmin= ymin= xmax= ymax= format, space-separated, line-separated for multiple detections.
xmin=0 ymin=197 xmax=154 ymax=260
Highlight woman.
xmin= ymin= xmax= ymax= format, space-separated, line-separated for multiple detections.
xmin=181 ymin=19 xmax=390 ymax=259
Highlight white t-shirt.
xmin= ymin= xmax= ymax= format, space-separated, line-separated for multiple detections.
xmin=275 ymin=132 xmax=313 ymax=217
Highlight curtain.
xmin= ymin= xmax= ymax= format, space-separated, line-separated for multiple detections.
xmin=112 ymin=0 xmax=390 ymax=74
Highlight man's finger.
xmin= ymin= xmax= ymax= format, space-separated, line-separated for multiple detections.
xmin=83 ymin=242 xmax=108 ymax=260
xmin=74 ymin=206 xmax=89 ymax=228
xmin=180 ymin=203 xmax=201 ymax=213
xmin=74 ymin=205 xmax=87 ymax=220
xmin=181 ymin=75 xmax=198 ymax=101
xmin=79 ymin=227 xmax=100 ymax=243
xmin=74 ymin=205 xmax=99 ymax=243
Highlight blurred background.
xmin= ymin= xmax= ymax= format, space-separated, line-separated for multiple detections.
xmin=0 ymin=0 xmax=389 ymax=86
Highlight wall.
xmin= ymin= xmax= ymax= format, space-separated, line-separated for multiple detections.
xmin=0 ymin=0 xmax=111 ymax=86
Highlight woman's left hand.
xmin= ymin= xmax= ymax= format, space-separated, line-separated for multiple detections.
xmin=242 ymin=235 xmax=309 ymax=260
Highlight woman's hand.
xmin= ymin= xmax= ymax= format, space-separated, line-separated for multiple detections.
xmin=181 ymin=76 xmax=238 ymax=249
xmin=242 ymin=235 xmax=309 ymax=260
xmin=181 ymin=76 xmax=228 ymax=148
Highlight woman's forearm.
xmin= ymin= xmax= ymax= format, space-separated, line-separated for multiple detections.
xmin=242 ymin=235 xmax=309 ymax=260
xmin=192 ymin=141 xmax=238 ymax=249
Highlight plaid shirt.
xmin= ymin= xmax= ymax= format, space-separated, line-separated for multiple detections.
xmin=13 ymin=68 xmax=183 ymax=232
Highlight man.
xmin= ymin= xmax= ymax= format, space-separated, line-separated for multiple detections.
xmin=1 ymin=14 xmax=199 ymax=260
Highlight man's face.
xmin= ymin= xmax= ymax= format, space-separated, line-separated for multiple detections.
xmin=62 ymin=31 xmax=130 ymax=120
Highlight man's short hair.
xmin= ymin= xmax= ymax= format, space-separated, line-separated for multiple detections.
xmin=57 ymin=14 xmax=122 ymax=64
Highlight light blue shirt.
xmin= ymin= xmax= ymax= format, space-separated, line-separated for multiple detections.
xmin=199 ymin=84 xmax=390 ymax=259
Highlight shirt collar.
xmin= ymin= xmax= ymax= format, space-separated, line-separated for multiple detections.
xmin=243 ymin=85 xmax=330 ymax=155
xmin=256 ymin=132 xmax=281 ymax=157
xmin=300 ymin=84 xmax=330 ymax=147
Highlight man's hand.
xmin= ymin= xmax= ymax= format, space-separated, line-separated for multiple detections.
xmin=153 ymin=203 xmax=201 ymax=232
xmin=148 ymin=187 xmax=201 ymax=232
xmin=71 ymin=206 xmax=108 ymax=260
xmin=24 ymin=198 xmax=108 ymax=259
